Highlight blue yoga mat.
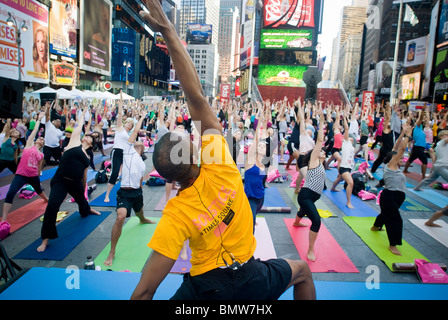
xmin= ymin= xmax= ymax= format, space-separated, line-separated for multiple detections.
xmin=263 ymin=186 xmax=287 ymax=207
xmin=407 ymin=182 xmax=447 ymax=209
xmin=325 ymin=168 xmax=343 ymax=183
xmin=323 ymin=189 xmax=378 ymax=217
xmin=89 ymin=183 xmax=121 ymax=207
xmin=13 ymin=211 xmax=111 ymax=261
xmin=2 ymin=267 xmax=447 ymax=300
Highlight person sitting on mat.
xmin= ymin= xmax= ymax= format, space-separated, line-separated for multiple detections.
xmin=37 ymin=107 xmax=102 ymax=253
xmin=293 ymin=107 xmax=326 ymax=261
xmin=370 ymin=118 xmax=413 ymax=256
xmin=330 ymin=109 xmax=356 ymax=209
xmin=131 ymin=0 xmax=315 ymax=300
xmin=2 ymin=112 xmax=49 ymax=222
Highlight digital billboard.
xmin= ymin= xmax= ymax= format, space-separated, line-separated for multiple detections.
xmin=49 ymin=0 xmax=78 ymax=59
xmin=79 ymin=0 xmax=112 ymax=76
xmin=260 ymin=28 xmax=313 ymax=49
xmin=263 ymin=0 xmax=315 ymax=29
xmin=258 ymin=64 xmax=307 ymax=87
xmin=0 ymin=0 xmax=49 ymax=83
xmin=400 ymin=72 xmax=421 ymax=100
xmin=186 ymin=24 xmax=212 ymax=44
xmin=111 ymin=28 xmax=136 ymax=83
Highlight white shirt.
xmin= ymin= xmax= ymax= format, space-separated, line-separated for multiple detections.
xmin=435 ymin=139 xmax=448 ymax=167
xmin=340 ymin=139 xmax=355 ymax=169
xmin=121 ymin=143 xmax=146 ymax=189
xmin=45 ymin=121 xmax=64 ymax=148
xmin=113 ymin=128 xmax=130 ymax=151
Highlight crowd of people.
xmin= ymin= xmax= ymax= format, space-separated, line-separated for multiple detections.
xmin=1 ymin=0 xmax=447 ymax=300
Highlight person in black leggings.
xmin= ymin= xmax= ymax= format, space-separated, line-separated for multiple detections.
xmin=292 ymin=108 xmax=325 ymax=261
xmin=37 ymin=108 xmax=101 ymax=253
xmin=371 ymin=106 xmax=394 ymax=175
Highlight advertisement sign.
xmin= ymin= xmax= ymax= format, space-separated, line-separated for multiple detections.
xmin=186 ymin=24 xmax=212 ymax=44
xmin=49 ymin=0 xmax=78 ymax=58
xmin=0 ymin=0 xmax=49 ymax=83
xmin=375 ymin=61 xmax=394 ymax=95
xmin=263 ymin=0 xmax=315 ymax=29
xmin=438 ymin=0 xmax=448 ymax=48
xmin=362 ymin=91 xmax=375 ymax=112
xmin=403 ymin=36 xmax=427 ymax=67
xmin=79 ymin=0 xmax=112 ymax=76
xmin=220 ymin=84 xmax=231 ymax=102
xmin=111 ymin=28 xmax=136 ymax=83
xmin=260 ymin=28 xmax=313 ymax=50
xmin=234 ymin=77 xmax=241 ymax=97
xmin=258 ymin=64 xmax=307 ymax=87
xmin=51 ymin=61 xmax=77 ymax=85
xmin=400 ymin=72 xmax=421 ymax=100
xmin=434 ymin=46 xmax=448 ymax=90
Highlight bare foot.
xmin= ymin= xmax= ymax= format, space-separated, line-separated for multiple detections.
xmin=307 ymin=250 xmax=316 ymax=261
xmin=330 ymin=188 xmax=340 ymax=192
xmin=140 ymin=218 xmax=157 ymax=224
xmin=370 ymin=226 xmax=382 ymax=231
xmin=180 ymin=249 xmax=188 ymax=260
xmin=104 ymin=197 xmax=110 ymax=203
xmin=104 ymin=251 xmax=115 ymax=266
xmin=389 ymin=246 xmax=402 ymax=256
xmin=346 ymin=203 xmax=354 ymax=209
xmin=90 ymin=209 xmax=101 ymax=215
xmin=37 ymin=239 xmax=49 ymax=252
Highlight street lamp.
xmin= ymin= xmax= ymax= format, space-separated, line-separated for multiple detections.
xmin=123 ymin=60 xmax=131 ymax=93
xmin=7 ymin=12 xmax=28 ymax=82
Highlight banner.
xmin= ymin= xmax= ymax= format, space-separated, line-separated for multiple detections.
xmin=263 ymin=0 xmax=315 ymax=29
xmin=220 ymin=84 xmax=230 ymax=102
xmin=79 ymin=0 xmax=112 ymax=76
xmin=111 ymin=28 xmax=136 ymax=83
xmin=362 ymin=91 xmax=375 ymax=112
xmin=258 ymin=64 xmax=307 ymax=87
xmin=0 ymin=0 xmax=49 ymax=83
xmin=49 ymin=0 xmax=78 ymax=59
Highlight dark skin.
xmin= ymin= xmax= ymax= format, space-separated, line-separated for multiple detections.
xmin=131 ymin=0 xmax=315 ymax=300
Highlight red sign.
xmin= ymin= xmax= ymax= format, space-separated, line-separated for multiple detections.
xmin=362 ymin=91 xmax=375 ymax=112
xmin=263 ymin=0 xmax=315 ymax=29
xmin=220 ymin=84 xmax=231 ymax=102
xmin=52 ymin=62 xmax=77 ymax=86
xmin=234 ymin=78 xmax=241 ymax=97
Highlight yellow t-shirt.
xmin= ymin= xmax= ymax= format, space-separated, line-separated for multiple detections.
xmin=148 ymin=134 xmax=256 ymax=276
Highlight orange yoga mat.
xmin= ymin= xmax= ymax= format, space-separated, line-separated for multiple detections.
xmin=7 ymin=199 xmax=47 ymax=234
xmin=284 ymin=218 xmax=359 ymax=273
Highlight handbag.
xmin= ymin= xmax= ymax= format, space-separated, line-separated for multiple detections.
xmin=0 ymin=221 xmax=11 ymax=240
xmin=415 ymin=259 xmax=448 ymax=284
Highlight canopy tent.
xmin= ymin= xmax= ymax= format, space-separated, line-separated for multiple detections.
xmin=115 ymin=92 xmax=135 ymax=100
xmin=32 ymin=87 xmax=57 ymax=94
xmin=55 ymin=88 xmax=73 ymax=99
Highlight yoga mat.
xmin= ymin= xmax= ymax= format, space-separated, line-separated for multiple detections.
xmin=260 ymin=186 xmax=291 ymax=213
xmin=3 ymin=268 xmax=447 ymax=300
xmin=89 ymin=182 xmax=121 ymax=207
xmin=284 ymin=218 xmax=359 ymax=273
xmin=343 ymin=216 xmax=429 ymax=271
xmin=284 ymin=187 xmax=336 ymax=218
xmin=323 ymin=189 xmax=378 ymax=217
xmin=407 ymin=183 xmax=447 ymax=208
xmin=14 ymin=211 xmax=111 ymax=261
xmin=409 ymin=219 xmax=448 ymax=248
xmin=94 ymin=217 xmax=159 ymax=272
xmin=154 ymin=189 xmax=177 ymax=211
xmin=254 ymin=217 xmax=277 ymax=261
xmin=400 ymin=196 xmax=431 ymax=212
xmin=279 ymin=280 xmax=448 ymax=300
xmin=170 ymin=241 xmax=192 ymax=274
xmin=7 ymin=199 xmax=48 ymax=234
xmin=325 ymin=168 xmax=342 ymax=183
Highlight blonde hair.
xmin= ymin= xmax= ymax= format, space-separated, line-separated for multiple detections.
xmin=438 ymin=130 xmax=448 ymax=139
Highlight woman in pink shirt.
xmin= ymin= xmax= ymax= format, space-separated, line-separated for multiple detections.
xmin=2 ymin=113 xmax=49 ymax=222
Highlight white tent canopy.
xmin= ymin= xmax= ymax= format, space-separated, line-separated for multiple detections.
xmin=55 ymin=88 xmax=73 ymax=99
xmin=30 ymin=87 xmax=126 ymax=101
xmin=115 ymin=92 xmax=135 ymax=100
xmin=32 ymin=87 xmax=57 ymax=94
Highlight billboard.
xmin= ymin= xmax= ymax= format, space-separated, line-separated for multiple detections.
xmin=220 ymin=84 xmax=231 ymax=101
xmin=111 ymin=28 xmax=136 ymax=83
xmin=186 ymin=24 xmax=212 ymax=44
xmin=434 ymin=46 xmax=448 ymax=91
xmin=403 ymin=36 xmax=427 ymax=67
xmin=0 ymin=0 xmax=49 ymax=83
xmin=263 ymin=0 xmax=315 ymax=29
xmin=362 ymin=91 xmax=375 ymax=112
xmin=375 ymin=61 xmax=394 ymax=95
xmin=400 ymin=72 xmax=421 ymax=100
xmin=438 ymin=0 xmax=448 ymax=48
xmin=79 ymin=0 xmax=112 ymax=76
xmin=258 ymin=64 xmax=307 ymax=87
xmin=49 ymin=0 xmax=78 ymax=59
xmin=260 ymin=28 xmax=313 ymax=49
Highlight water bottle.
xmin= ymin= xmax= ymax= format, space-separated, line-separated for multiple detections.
xmin=84 ymin=255 xmax=95 ymax=270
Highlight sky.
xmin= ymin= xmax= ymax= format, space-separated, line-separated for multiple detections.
xmin=318 ymin=0 xmax=354 ymax=66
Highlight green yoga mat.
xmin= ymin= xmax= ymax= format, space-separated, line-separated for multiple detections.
xmin=284 ymin=187 xmax=336 ymax=218
xmin=94 ymin=217 xmax=160 ymax=272
xmin=343 ymin=216 xmax=429 ymax=271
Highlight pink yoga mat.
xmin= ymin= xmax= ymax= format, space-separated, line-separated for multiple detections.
xmin=154 ymin=189 xmax=178 ymax=211
xmin=284 ymin=218 xmax=359 ymax=273
xmin=7 ymin=199 xmax=47 ymax=234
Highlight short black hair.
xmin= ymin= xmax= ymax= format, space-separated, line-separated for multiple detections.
xmin=153 ymin=132 xmax=194 ymax=182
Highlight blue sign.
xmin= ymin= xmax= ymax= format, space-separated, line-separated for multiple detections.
xmin=111 ymin=28 xmax=136 ymax=82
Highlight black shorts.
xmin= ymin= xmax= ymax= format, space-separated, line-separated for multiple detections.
xmin=331 ymin=147 xmax=340 ymax=154
xmin=338 ymin=167 xmax=352 ymax=175
xmin=297 ymin=154 xmax=307 ymax=169
xmin=360 ymin=135 xmax=368 ymax=146
xmin=170 ymin=257 xmax=292 ymax=300
xmin=116 ymin=188 xmax=143 ymax=217
xmin=409 ymin=145 xmax=428 ymax=165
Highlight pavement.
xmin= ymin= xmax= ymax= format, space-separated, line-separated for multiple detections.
xmin=1 ymin=140 xmax=447 ymax=292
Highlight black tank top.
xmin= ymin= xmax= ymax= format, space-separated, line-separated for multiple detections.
xmin=55 ymin=145 xmax=89 ymax=180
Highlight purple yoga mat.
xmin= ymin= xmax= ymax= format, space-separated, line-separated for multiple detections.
xmin=170 ymin=241 xmax=192 ymax=274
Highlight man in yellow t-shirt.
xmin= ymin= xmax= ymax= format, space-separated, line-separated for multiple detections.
xmin=131 ymin=0 xmax=315 ymax=300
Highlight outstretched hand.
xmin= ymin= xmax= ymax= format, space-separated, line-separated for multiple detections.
xmin=140 ymin=0 xmax=172 ymax=33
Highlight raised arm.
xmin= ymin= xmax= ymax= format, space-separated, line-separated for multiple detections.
xmin=140 ymin=0 xmax=221 ymax=135
xmin=25 ymin=112 xmax=44 ymax=148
